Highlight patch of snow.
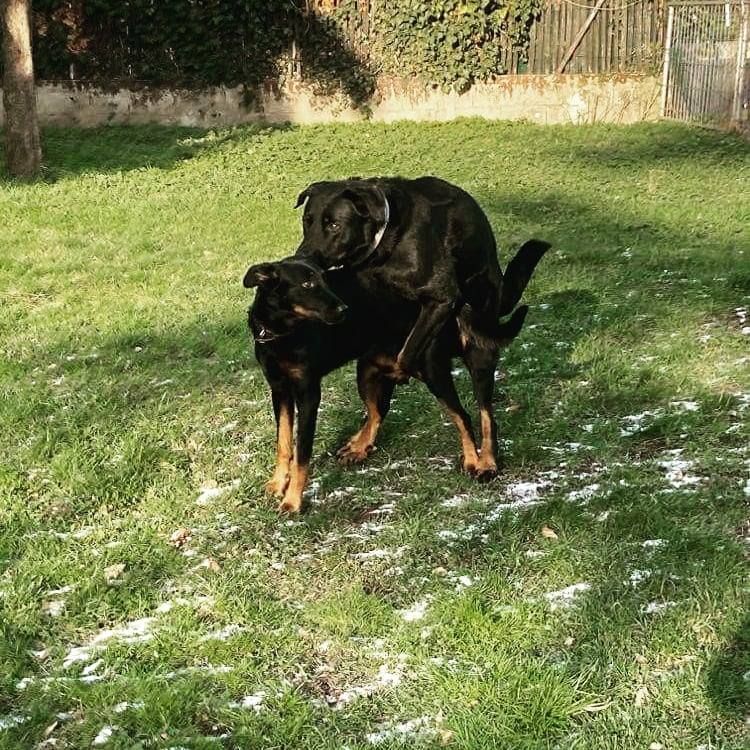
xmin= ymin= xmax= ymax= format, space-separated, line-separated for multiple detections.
xmin=92 ymin=725 xmax=118 ymax=746
xmin=324 ymin=653 xmax=411 ymax=709
xmin=658 ymin=450 xmax=701 ymax=488
xmin=82 ymin=658 xmax=103 ymax=676
xmin=199 ymin=624 xmax=244 ymax=642
xmin=670 ymin=400 xmax=699 ymax=412
xmin=525 ymin=550 xmax=545 ymax=559
xmin=365 ymin=716 xmax=439 ymax=745
xmin=113 ymin=701 xmax=144 ymax=714
xmin=620 ymin=410 xmax=662 ymax=437
xmin=399 ymin=598 xmax=431 ymax=622
xmin=566 ymin=483 xmax=601 ymax=503
xmin=196 ymin=480 xmax=240 ymax=506
xmin=0 ymin=714 xmax=27 ymax=730
xmin=642 ymin=539 xmax=667 ymax=550
xmin=441 ymin=494 xmax=469 ymax=508
xmin=642 ymin=601 xmax=676 ymax=615
xmin=63 ymin=616 xmax=156 ymax=669
xmin=543 ymin=582 xmax=591 ymax=610
xmin=47 ymin=585 xmax=75 ymax=596
xmin=229 ymin=691 xmax=266 ymax=713
xmin=627 ymin=569 xmax=652 ymax=587
xmin=447 ymin=573 xmax=475 ymax=592
xmin=352 ymin=546 xmax=407 ymax=562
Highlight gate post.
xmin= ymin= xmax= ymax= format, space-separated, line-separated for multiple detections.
xmin=661 ymin=4 xmax=676 ymax=117
xmin=732 ymin=0 xmax=749 ymax=124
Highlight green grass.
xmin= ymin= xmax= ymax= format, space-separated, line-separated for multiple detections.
xmin=1 ymin=120 xmax=749 ymax=750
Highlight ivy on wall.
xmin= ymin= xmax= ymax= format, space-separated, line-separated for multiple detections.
xmin=21 ymin=0 xmax=542 ymax=102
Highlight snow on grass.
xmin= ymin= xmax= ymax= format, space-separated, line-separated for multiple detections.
xmin=658 ymin=450 xmax=701 ymax=489
xmin=229 ymin=691 xmax=267 ymax=713
xmin=566 ymin=483 xmax=601 ymax=503
xmin=627 ymin=569 xmax=653 ymax=587
xmin=642 ymin=539 xmax=668 ymax=550
xmin=351 ymin=546 xmax=408 ymax=563
xmin=63 ymin=616 xmax=157 ymax=669
xmin=92 ymin=725 xmax=118 ymax=746
xmin=398 ymin=598 xmax=432 ymax=622
xmin=642 ymin=601 xmax=676 ymax=615
xmin=0 ymin=714 xmax=27 ymax=730
xmin=365 ymin=715 xmax=441 ymax=745
xmin=543 ymin=582 xmax=591 ymax=610
xmin=620 ymin=411 xmax=663 ymax=437
xmin=199 ymin=624 xmax=244 ymax=642
xmin=195 ymin=479 xmax=240 ymax=506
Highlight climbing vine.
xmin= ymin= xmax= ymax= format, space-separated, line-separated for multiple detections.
xmin=20 ymin=0 xmax=542 ymax=102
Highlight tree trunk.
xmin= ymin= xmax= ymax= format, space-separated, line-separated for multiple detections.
xmin=2 ymin=0 xmax=42 ymax=178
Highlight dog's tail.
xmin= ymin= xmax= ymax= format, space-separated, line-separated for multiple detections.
xmin=498 ymin=239 xmax=551 ymax=317
xmin=458 ymin=304 xmax=529 ymax=351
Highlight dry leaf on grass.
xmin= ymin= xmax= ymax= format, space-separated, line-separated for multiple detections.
xmin=197 ymin=557 xmax=221 ymax=573
xmin=635 ymin=685 xmax=649 ymax=707
xmin=169 ymin=528 xmax=192 ymax=548
xmin=541 ymin=525 xmax=559 ymax=540
xmin=104 ymin=563 xmax=126 ymax=583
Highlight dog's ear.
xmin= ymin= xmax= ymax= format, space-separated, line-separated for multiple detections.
xmin=243 ymin=262 xmax=278 ymax=288
xmin=295 ymin=182 xmax=326 ymax=208
xmin=340 ymin=188 xmax=372 ymax=218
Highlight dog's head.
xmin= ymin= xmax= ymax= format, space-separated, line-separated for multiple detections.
xmin=294 ymin=180 xmax=390 ymax=269
xmin=243 ymin=258 xmax=348 ymax=328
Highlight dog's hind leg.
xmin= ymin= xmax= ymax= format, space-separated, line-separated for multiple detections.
xmin=338 ymin=358 xmax=396 ymax=465
xmin=462 ymin=343 xmax=501 ymax=481
xmin=420 ymin=348 xmax=480 ymax=476
xmin=266 ymin=390 xmax=295 ymax=498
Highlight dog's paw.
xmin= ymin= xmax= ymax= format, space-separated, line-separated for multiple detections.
xmin=265 ymin=474 xmax=289 ymax=498
xmin=277 ymin=494 xmax=302 ymax=514
xmin=460 ymin=456 xmax=479 ymax=476
xmin=474 ymin=466 xmax=499 ymax=483
xmin=337 ymin=442 xmax=374 ymax=465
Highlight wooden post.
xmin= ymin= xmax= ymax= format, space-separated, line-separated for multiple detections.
xmin=2 ymin=0 xmax=42 ymax=178
xmin=557 ymin=0 xmax=608 ymax=73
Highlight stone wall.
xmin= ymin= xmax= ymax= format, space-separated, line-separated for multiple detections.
xmin=1 ymin=75 xmax=661 ymax=128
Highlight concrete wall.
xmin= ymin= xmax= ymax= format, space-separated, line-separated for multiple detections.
xmin=1 ymin=75 xmax=661 ymax=128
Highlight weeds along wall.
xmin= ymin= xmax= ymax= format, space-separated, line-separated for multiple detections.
xmin=20 ymin=0 xmax=543 ymax=105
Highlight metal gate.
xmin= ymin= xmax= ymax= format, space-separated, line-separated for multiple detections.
xmin=661 ymin=0 xmax=749 ymax=127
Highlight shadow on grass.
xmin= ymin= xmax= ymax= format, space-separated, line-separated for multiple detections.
xmin=707 ymin=614 xmax=750 ymax=719
xmin=0 ymin=123 xmax=298 ymax=183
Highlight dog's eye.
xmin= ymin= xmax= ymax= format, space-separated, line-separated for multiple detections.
xmin=302 ymin=281 xmax=316 ymax=289
xmin=328 ymin=222 xmax=340 ymax=232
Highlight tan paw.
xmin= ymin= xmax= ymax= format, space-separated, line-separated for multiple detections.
xmin=277 ymin=494 xmax=302 ymax=514
xmin=265 ymin=474 xmax=289 ymax=498
xmin=337 ymin=441 xmax=374 ymax=465
xmin=461 ymin=457 xmax=479 ymax=476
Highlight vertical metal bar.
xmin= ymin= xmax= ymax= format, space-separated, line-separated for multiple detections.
xmin=661 ymin=4 xmax=675 ymax=116
xmin=699 ymin=7 xmax=712 ymax=122
xmin=733 ymin=0 xmax=749 ymax=123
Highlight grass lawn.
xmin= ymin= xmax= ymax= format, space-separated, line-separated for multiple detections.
xmin=1 ymin=120 xmax=749 ymax=750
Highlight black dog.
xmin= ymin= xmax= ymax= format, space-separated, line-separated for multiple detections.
xmin=295 ymin=176 xmax=548 ymax=474
xmin=244 ymin=243 xmax=544 ymax=513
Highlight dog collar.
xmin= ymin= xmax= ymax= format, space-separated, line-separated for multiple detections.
xmin=253 ymin=325 xmax=285 ymax=344
xmin=371 ymin=190 xmax=390 ymax=250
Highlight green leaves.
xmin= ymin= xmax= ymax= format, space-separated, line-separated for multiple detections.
xmin=26 ymin=0 xmax=541 ymax=99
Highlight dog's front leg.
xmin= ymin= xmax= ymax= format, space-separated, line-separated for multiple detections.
xmin=278 ymin=379 xmax=321 ymax=513
xmin=394 ymin=298 xmax=455 ymax=380
xmin=266 ymin=389 xmax=295 ymax=498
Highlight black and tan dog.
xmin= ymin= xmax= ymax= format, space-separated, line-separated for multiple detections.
xmin=295 ymin=176 xmax=548 ymax=478
xmin=244 ymin=241 xmax=546 ymax=513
